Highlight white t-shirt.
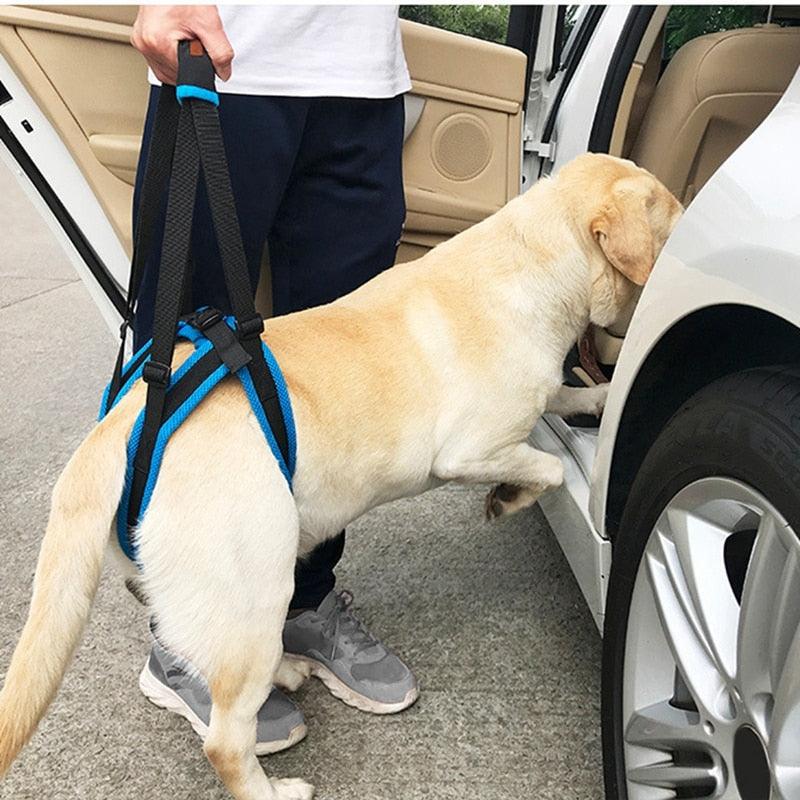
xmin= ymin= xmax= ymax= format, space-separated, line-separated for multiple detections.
xmin=149 ymin=5 xmax=411 ymax=98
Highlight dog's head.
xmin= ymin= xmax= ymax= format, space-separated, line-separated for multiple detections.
xmin=560 ymin=154 xmax=683 ymax=327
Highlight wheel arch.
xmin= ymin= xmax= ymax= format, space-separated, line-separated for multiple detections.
xmin=604 ymin=303 xmax=800 ymax=539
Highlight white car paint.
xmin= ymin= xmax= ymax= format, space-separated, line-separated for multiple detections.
xmin=523 ymin=6 xmax=631 ymax=183
xmin=546 ymin=5 xmax=632 ymax=174
xmin=591 ymin=67 xmax=800 ymax=534
xmin=530 ymin=416 xmax=609 ymax=629
xmin=0 ymin=55 xmax=129 ymax=336
xmin=529 ymin=13 xmax=800 ymax=632
xmin=521 ymin=7 xmax=633 ymax=630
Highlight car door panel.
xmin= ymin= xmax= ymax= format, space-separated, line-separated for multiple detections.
xmin=399 ymin=20 xmax=526 ymax=262
xmin=0 ymin=4 xmax=144 ymax=254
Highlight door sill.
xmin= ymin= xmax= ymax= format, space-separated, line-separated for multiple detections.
xmin=529 ymin=414 xmax=609 ymax=632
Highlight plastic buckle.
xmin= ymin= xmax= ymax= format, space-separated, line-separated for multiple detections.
xmin=142 ymin=360 xmax=171 ymax=387
xmin=237 ymin=314 xmax=264 ymax=340
xmin=193 ymin=307 xmax=224 ymax=331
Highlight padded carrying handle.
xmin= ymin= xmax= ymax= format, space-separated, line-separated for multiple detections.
xmin=176 ymin=39 xmax=219 ymax=105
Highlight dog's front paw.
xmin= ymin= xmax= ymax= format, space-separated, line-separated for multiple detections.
xmin=586 ymin=383 xmax=610 ymax=416
xmin=275 ymin=655 xmax=312 ymax=693
xmin=485 ymin=483 xmax=522 ymax=520
xmin=271 ymin=777 xmax=315 ymax=800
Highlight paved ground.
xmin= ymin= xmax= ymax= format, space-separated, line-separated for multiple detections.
xmin=0 ymin=159 xmax=603 ymax=800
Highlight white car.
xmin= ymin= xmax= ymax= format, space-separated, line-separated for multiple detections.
xmin=1 ymin=6 xmax=798 ymax=799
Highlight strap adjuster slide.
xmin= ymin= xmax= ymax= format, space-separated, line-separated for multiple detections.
xmin=193 ymin=307 xmax=223 ymax=331
xmin=142 ymin=361 xmax=172 ymax=387
xmin=188 ymin=307 xmax=252 ymax=373
xmin=237 ymin=314 xmax=264 ymax=340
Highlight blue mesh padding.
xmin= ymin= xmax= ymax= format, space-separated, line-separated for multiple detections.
xmin=100 ymin=321 xmax=211 ymax=422
xmin=99 ymin=336 xmax=154 ymax=419
xmin=126 ymin=336 xmax=156 ymax=372
xmin=115 ymin=338 xmax=214 ymax=560
xmin=116 ymin=409 xmax=144 ymax=560
xmin=237 ymin=367 xmax=292 ymax=485
xmin=262 ymin=340 xmax=296 ymax=474
xmin=176 ymin=85 xmax=220 ymax=107
xmin=138 ymin=361 xmax=229 ymax=518
xmin=107 ymin=312 xmax=295 ymax=563
xmin=176 ymin=318 xmax=206 ymax=343
xmin=99 ymin=383 xmax=111 ymax=420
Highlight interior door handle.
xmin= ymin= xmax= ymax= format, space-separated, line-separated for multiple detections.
xmin=403 ymin=94 xmax=425 ymax=142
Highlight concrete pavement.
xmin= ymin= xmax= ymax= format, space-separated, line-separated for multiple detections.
xmin=0 ymin=159 xmax=603 ymax=800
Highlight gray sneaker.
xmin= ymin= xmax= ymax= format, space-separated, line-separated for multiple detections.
xmin=139 ymin=639 xmax=307 ymax=755
xmin=283 ymin=590 xmax=418 ymax=715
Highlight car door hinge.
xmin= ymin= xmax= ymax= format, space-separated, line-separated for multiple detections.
xmin=523 ymin=130 xmax=556 ymax=160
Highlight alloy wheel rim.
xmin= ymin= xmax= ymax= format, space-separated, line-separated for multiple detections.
xmin=622 ymin=477 xmax=800 ymax=799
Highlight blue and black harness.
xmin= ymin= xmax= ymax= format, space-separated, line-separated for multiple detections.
xmin=101 ymin=42 xmax=294 ymax=562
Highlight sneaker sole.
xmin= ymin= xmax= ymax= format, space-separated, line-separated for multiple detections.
xmin=283 ymin=653 xmax=419 ymax=715
xmin=138 ymin=662 xmax=307 ymax=756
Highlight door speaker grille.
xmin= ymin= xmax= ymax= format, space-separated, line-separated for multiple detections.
xmin=431 ymin=114 xmax=492 ymax=181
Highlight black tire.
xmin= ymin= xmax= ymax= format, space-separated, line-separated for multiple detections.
xmin=601 ymin=365 xmax=800 ymax=799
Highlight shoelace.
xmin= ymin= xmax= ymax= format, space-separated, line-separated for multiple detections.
xmin=322 ymin=590 xmax=379 ymax=660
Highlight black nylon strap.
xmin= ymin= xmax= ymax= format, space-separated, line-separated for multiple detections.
xmin=117 ymin=42 xmax=292 ymax=543
xmin=122 ymin=342 xmax=152 ymax=383
xmin=177 ymin=39 xmax=216 ymax=91
xmin=188 ymin=98 xmax=289 ymax=464
xmin=190 ymin=101 xmax=258 ymax=324
xmin=191 ymin=308 xmax=252 ymax=373
xmin=133 ymin=106 xmax=199 ymax=486
xmin=129 ymin=87 xmax=180 ymax=321
xmin=105 ymin=338 xmax=130 ymax=413
xmin=107 ymin=88 xmax=180 ymax=408
xmin=127 ymin=347 xmax=223 ymax=531
xmin=104 ymin=340 xmax=152 ymax=417
xmin=242 ymin=337 xmax=289 ymax=461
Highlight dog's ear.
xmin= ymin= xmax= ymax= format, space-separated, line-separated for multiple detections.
xmin=590 ymin=181 xmax=654 ymax=286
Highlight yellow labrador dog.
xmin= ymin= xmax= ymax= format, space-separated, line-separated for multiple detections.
xmin=0 ymin=154 xmax=681 ymax=799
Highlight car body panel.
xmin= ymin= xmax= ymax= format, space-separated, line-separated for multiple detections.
xmin=528 ymin=5 xmax=633 ymax=631
xmin=531 ymin=417 xmax=611 ymax=630
xmin=0 ymin=53 xmax=128 ymax=334
xmin=590 ymin=65 xmax=800 ymax=535
xmin=542 ymin=6 xmax=630 ymax=175
xmin=531 ymin=18 xmax=800 ymax=631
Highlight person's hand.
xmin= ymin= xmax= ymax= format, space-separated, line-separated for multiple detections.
xmin=131 ymin=5 xmax=234 ymax=85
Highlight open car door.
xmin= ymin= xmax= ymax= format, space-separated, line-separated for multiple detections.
xmin=0 ymin=5 xmax=548 ymax=330
xmin=396 ymin=19 xmax=527 ymax=262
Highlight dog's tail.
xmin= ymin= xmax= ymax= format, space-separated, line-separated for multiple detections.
xmin=0 ymin=414 xmax=128 ymax=775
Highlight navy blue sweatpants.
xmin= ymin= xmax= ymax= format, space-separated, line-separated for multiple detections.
xmin=132 ymin=87 xmax=406 ymax=609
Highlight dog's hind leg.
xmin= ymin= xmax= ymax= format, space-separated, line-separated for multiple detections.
xmin=141 ymin=497 xmax=314 ymax=800
xmin=204 ymin=648 xmax=313 ymax=800
xmin=274 ymin=656 xmax=311 ymax=693
xmin=135 ymin=393 xmax=313 ymax=799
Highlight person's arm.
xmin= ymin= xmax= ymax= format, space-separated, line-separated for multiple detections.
xmin=131 ymin=5 xmax=234 ymax=85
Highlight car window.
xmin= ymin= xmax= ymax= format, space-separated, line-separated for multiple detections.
xmin=400 ymin=5 xmax=511 ymax=45
xmin=664 ymin=5 xmax=776 ymax=60
xmin=560 ymin=5 xmax=588 ymax=65
xmin=549 ymin=5 xmax=600 ymax=79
